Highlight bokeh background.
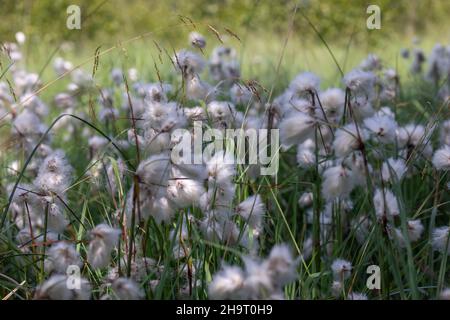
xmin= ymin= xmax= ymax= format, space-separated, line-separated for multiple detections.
xmin=2 ymin=0 xmax=450 ymax=46
xmin=2 ymin=0 xmax=450 ymax=96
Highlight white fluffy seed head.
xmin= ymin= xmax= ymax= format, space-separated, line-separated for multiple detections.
xmin=289 ymin=72 xmax=320 ymax=96
xmin=206 ymin=151 xmax=236 ymax=186
xmin=296 ymin=139 xmax=317 ymax=168
xmin=321 ymin=165 xmax=355 ymax=201
xmin=34 ymin=275 xmax=91 ymax=300
xmin=235 ymin=195 xmax=265 ymax=232
xmin=167 ymin=175 xmax=205 ymax=208
xmin=381 ymin=158 xmax=407 ymax=182
xmin=87 ymin=224 xmax=121 ymax=269
xmin=364 ymin=115 xmax=398 ymax=144
xmin=373 ymin=188 xmax=400 ymax=220
xmin=112 ymin=278 xmax=144 ymax=300
xmin=279 ymin=113 xmax=315 ymax=150
xmin=397 ymin=124 xmax=431 ymax=149
xmin=343 ymin=69 xmax=376 ymax=95
xmin=149 ymin=196 xmax=175 ymax=224
xmin=206 ymin=100 xmax=236 ymax=127
xmin=34 ymin=150 xmax=73 ymax=195
xmin=331 ymin=258 xmax=352 ymax=281
xmin=265 ymin=244 xmax=298 ymax=286
xmin=45 ymin=241 xmax=81 ymax=274
xmin=439 ymin=120 xmax=450 ymax=146
xmin=298 ymin=192 xmax=314 ymax=208
xmin=189 ymin=31 xmax=206 ymax=49
xmin=347 ymin=292 xmax=368 ymax=300
xmin=172 ymin=49 xmax=205 ymax=75
xmin=208 ymin=265 xmax=245 ymax=299
xmin=319 ymin=88 xmax=345 ymax=123
xmin=47 ymin=202 xmax=69 ymax=233
xmin=440 ymin=288 xmax=450 ymax=300
xmin=230 ymin=83 xmax=253 ymax=105
xmin=431 ymin=226 xmax=450 ymax=254
xmin=242 ymin=257 xmax=274 ymax=299
xmin=432 ymin=145 xmax=450 ymax=170
xmin=136 ymin=154 xmax=171 ymax=195
xmin=407 ymin=219 xmax=424 ymax=242
xmin=333 ymin=124 xmax=366 ymax=158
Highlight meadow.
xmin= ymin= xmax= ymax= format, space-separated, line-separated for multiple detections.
xmin=0 ymin=2 xmax=450 ymax=300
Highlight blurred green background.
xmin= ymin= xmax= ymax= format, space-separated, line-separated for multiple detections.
xmin=1 ymin=0 xmax=450 ymax=96
xmin=2 ymin=0 xmax=450 ymax=47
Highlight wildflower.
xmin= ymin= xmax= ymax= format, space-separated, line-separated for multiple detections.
xmin=149 ymin=196 xmax=175 ymax=224
xmin=347 ymin=292 xmax=368 ymax=300
xmin=15 ymin=31 xmax=26 ymax=45
xmin=425 ymin=44 xmax=449 ymax=84
xmin=289 ymin=72 xmax=320 ymax=97
xmin=87 ymin=224 xmax=121 ymax=269
xmin=439 ymin=120 xmax=450 ymax=146
xmin=136 ymin=154 xmax=171 ymax=194
xmin=200 ymin=182 xmax=235 ymax=216
xmin=265 ymin=244 xmax=298 ymax=286
xmin=440 ymin=288 xmax=450 ymax=300
xmin=45 ymin=242 xmax=81 ymax=274
xmin=167 ymin=174 xmax=205 ymax=208
xmin=381 ymin=158 xmax=407 ymax=182
xmin=189 ymin=31 xmax=206 ymax=49
xmin=173 ymin=49 xmax=205 ymax=76
xmin=206 ymin=151 xmax=236 ymax=187
xmin=279 ymin=113 xmax=315 ymax=149
xmin=432 ymin=145 xmax=450 ymax=170
xmin=111 ymin=278 xmax=144 ymax=300
xmin=319 ymin=88 xmax=345 ymax=123
xmin=373 ymin=188 xmax=400 ymax=220
xmin=235 ymin=195 xmax=265 ymax=233
xmin=34 ymin=150 xmax=73 ymax=195
xmin=70 ymin=68 xmax=93 ymax=88
xmin=296 ymin=139 xmax=316 ymax=168
xmin=54 ymin=93 xmax=75 ymax=109
xmin=364 ymin=115 xmax=398 ymax=144
xmin=331 ymin=280 xmax=344 ymax=297
xmin=344 ymin=151 xmax=370 ymax=187
xmin=128 ymin=68 xmax=138 ymax=82
xmin=12 ymin=109 xmax=47 ymax=149
xmin=242 ymin=257 xmax=274 ymax=299
xmin=333 ymin=123 xmax=366 ymax=158
xmin=207 ymin=100 xmax=236 ymax=127
xmin=47 ymin=202 xmax=69 ymax=233
xmin=209 ymin=46 xmax=240 ymax=82
xmin=143 ymin=100 xmax=185 ymax=132
xmin=208 ymin=265 xmax=245 ymax=299
xmin=298 ymin=192 xmax=313 ymax=208
xmin=406 ymin=219 xmax=424 ymax=242
xmin=34 ymin=275 xmax=91 ymax=300
xmin=53 ymin=57 xmax=73 ymax=76
xmin=359 ymin=54 xmax=382 ymax=71
xmin=397 ymin=124 xmax=433 ymax=156
xmin=110 ymin=68 xmax=123 ymax=85
xmin=186 ymin=74 xmax=215 ymax=102
xmin=230 ymin=83 xmax=253 ymax=105
xmin=400 ymin=48 xmax=410 ymax=59
xmin=331 ymin=258 xmax=352 ymax=281
xmin=431 ymin=226 xmax=450 ymax=254
xmin=185 ymin=106 xmax=206 ymax=122
xmin=343 ymin=69 xmax=376 ymax=97
xmin=321 ymin=165 xmax=355 ymax=201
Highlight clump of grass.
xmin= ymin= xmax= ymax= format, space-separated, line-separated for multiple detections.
xmin=0 ymin=18 xmax=449 ymax=301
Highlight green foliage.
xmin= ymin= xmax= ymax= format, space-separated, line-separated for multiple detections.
xmin=2 ymin=0 xmax=450 ymax=47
